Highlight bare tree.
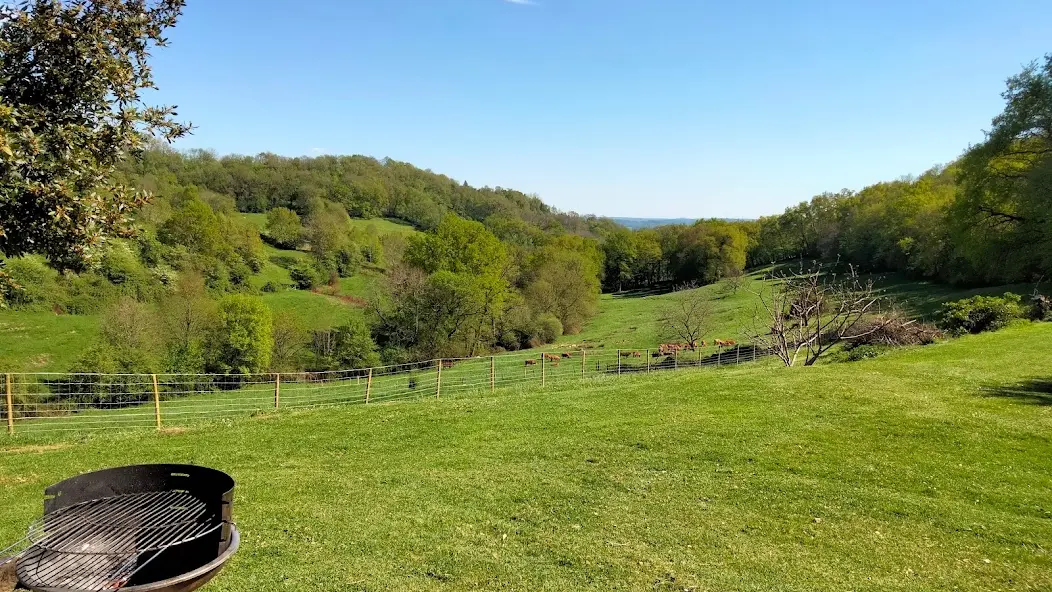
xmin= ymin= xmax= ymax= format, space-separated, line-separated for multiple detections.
xmin=749 ymin=263 xmax=888 ymax=366
xmin=657 ymin=282 xmax=712 ymax=345
xmin=720 ymin=267 xmax=746 ymax=295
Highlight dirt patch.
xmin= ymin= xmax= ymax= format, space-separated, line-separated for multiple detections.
xmin=0 ymin=473 xmax=32 ymax=486
xmin=0 ymin=443 xmax=70 ymax=455
xmin=310 ymin=287 xmax=368 ymax=307
xmin=1 ymin=560 xmax=17 ymax=592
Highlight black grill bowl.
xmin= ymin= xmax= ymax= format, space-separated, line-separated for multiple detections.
xmin=18 ymin=464 xmax=237 ymax=592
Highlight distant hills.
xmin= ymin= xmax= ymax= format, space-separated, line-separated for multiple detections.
xmin=610 ymin=217 xmax=752 ymax=229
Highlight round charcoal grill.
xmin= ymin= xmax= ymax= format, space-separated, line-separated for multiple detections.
xmin=1 ymin=465 xmax=239 ymax=592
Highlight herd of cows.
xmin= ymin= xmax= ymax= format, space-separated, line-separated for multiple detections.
xmin=523 ymin=339 xmax=739 ymax=367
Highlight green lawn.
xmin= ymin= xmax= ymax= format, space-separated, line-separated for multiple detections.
xmin=239 ymin=212 xmax=419 ymax=238
xmin=260 ymin=290 xmax=364 ymax=331
xmin=1 ymin=324 xmax=1050 ymax=591
xmin=0 ymin=311 xmax=100 ymax=372
xmin=559 ymin=274 xmax=767 ymax=349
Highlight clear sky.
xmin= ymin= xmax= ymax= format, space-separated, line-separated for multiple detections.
xmin=152 ymin=0 xmax=1052 ymax=219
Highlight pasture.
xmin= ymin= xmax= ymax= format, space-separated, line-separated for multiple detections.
xmin=1 ymin=323 xmax=1049 ymax=591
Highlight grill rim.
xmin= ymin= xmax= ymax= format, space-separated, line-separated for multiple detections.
xmin=16 ymin=464 xmax=237 ymax=592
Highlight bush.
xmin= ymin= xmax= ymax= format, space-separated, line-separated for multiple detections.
xmin=289 ymin=261 xmax=322 ymax=290
xmin=844 ymin=344 xmax=886 ymax=362
xmin=939 ymin=293 xmax=1024 ymax=335
xmin=1029 ymin=293 xmax=1052 ymax=321
xmin=4 ymin=256 xmax=61 ymax=309
xmin=533 ymin=313 xmax=563 ymax=345
xmin=63 ymin=272 xmax=120 ymax=314
xmin=261 ymin=281 xmax=284 ymax=293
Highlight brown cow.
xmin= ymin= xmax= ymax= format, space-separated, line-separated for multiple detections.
xmin=724 ymin=339 xmax=737 ymax=346
xmin=631 ymin=351 xmax=642 ymax=358
xmin=440 ymin=359 xmax=456 ymax=369
xmin=524 ymin=359 xmax=537 ymax=367
xmin=542 ymin=353 xmax=562 ymax=362
xmin=560 ymin=352 xmax=573 ymax=358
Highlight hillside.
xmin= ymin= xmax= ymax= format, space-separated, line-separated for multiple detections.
xmin=1 ymin=324 xmax=1049 ymax=590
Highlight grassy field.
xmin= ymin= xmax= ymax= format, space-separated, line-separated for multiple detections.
xmin=0 ymin=312 xmax=100 ymax=372
xmin=239 ymin=212 xmax=419 ymax=238
xmin=1 ymin=324 xmax=1049 ymax=590
xmin=560 ymin=270 xmax=1034 ymax=350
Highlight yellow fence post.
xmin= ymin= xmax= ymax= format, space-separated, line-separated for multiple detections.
xmin=753 ymin=345 xmax=757 ymax=362
xmin=646 ymin=349 xmax=650 ymax=373
xmin=6 ymin=373 xmax=14 ymax=435
xmin=541 ymin=355 xmax=546 ymax=387
xmin=436 ymin=360 xmax=442 ymax=399
xmin=152 ymin=374 xmax=162 ymax=430
xmin=617 ymin=350 xmax=621 ymax=376
xmin=490 ymin=357 xmax=495 ymax=392
xmin=274 ymin=373 xmax=281 ymax=409
xmin=366 ymin=368 xmax=373 ymax=403
xmin=736 ymin=346 xmax=741 ymax=365
xmin=674 ymin=348 xmax=678 ymax=370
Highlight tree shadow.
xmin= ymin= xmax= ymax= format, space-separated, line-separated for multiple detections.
xmin=609 ymin=286 xmax=675 ymax=299
xmin=980 ymin=378 xmax=1052 ymax=406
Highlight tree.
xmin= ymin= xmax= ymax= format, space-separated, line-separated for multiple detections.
xmin=310 ymin=316 xmax=380 ymax=370
xmin=161 ymin=272 xmax=215 ymax=373
xmin=209 ymin=294 xmax=273 ymax=374
xmin=601 ymin=228 xmax=637 ymax=292
xmin=954 ymin=54 xmax=1052 ymax=282
xmin=0 ymin=0 xmax=189 ymax=270
xmin=265 ymin=207 xmax=303 ymax=249
xmin=657 ymin=283 xmax=711 ymax=346
xmin=749 ymin=264 xmax=888 ymax=367
xmin=524 ymin=248 xmax=600 ymax=334
xmin=270 ymin=311 xmax=308 ymax=372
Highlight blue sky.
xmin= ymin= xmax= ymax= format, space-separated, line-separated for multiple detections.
xmin=152 ymin=0 xmax=1052 ymax=218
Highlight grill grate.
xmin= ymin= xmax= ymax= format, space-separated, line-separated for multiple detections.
xmin=14 ymin=490 xmax=221 ymax=591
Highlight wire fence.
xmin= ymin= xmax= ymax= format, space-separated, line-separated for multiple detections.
xmin=1 ymin=344 xmax=772 ymax=436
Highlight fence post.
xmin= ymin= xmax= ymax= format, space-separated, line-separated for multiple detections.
xmin=274 ymin=373 xmax=281 ymax=409
xmin=5 ymin=373 xmax=13 ymax=435
xmin=717 ymin=347 xmax=721 ymax=368
xmin=753 ymin=345 xmax=756 ymax=362
xmin=698 ymin=346 xmax=702 ymax=366
xmin=617 ymin=350 xmax=621 ymax=376
xmin=646 ymin=349 xmax=650 ymax=373
xmin=490 ymin=356 xmax=495 ymax=393
xmin=152 ymin=374 xmax=162 ymax=430
xmin=436 ymin=360 xmax=442 ymax=399
xmin=366 ymin=368 xmax=373 ymax=403
xmin=674 ymin=348 xmax=678 ymax=370
xmin=541 ymin=355 xmax=546 ymax=387
xmin=736 ymin=346 xmax=741 ymax=365
xmin=581 ymin=349 xmax=586 ymax=376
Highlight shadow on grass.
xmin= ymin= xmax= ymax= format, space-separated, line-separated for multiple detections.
xmin=980 ymin=378 xmax=1052 ymax=406
xmin=609 ymin=285 xmax=675 ymax=299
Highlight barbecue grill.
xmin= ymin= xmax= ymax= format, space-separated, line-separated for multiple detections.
xmin=1 ymin=464 xmax=238 ymax=592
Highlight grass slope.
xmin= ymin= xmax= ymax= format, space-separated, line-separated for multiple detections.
xmin=0 ymin=312 xmax=99 ymax=372
xmin=1 ymin=324 xmax=1050 ymax=591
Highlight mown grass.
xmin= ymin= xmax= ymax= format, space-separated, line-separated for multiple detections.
xmin=1 ymin=324 xmax=1050 ymax=591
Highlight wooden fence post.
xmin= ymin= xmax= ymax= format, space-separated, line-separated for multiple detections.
xmin=717 ymin=348 xmax=721 ymax=367
xmin=617 ymin=350 xmax=621 ymax=376
xmin=5 ymin=373 xmax=13 ymax=435
xmin=152 ymin=374 xmax=162 ymax=430
xmin=490 ymin=356 xmax=495 ymax=393
xmin=541 ymin=355 xmax=546 ymax=387
xmin=674 ymin=348 xmax=678 ymax=370
xmin=365 ymin=368 xmax=373 ymax=403
xmin=581 ymin=349 xmax=586 ymax=376
xmin=752 ymin=345 xmax=757 ymax=362
xmin=274 ymin=373 xmax=281 ymax=409
xmin=436 ymin=360 xmax=442 ymax=399
xmin=698 ymin=346 xmax=702 ymax=366
xmin=736 ymin=346 xmax=741 ymax=365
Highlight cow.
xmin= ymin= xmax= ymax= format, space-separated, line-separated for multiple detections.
xmin=631 ymin=351 xmax=642 ymax=358
xmin=524 ymin=359 xmax=537 ymax=367
xmin=560 ymin=352 xmax=573 ymax=359
xmin=542 ymin=353 xmax=562 ymax=363
xmin=440 ymin=359 xmax=456 ymax=369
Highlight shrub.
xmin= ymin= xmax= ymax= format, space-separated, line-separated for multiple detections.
xmin=63 ymin=272 xmax=120 ymax=314
xmin=4 ymin=256 xmax=61 ymax=309
xmin=289 ymin=261 xmax=322 ymax=290
xmin=265 ymin=207 xmax=303 ymax=249
xmin=939 ymin=293 xmax=1024 ymax=335
xmin=844 ymin=344 xmax=886 ymax=362
xmin=261 ymin=281 xmax=284 ymax=293
xmin=1029 ymin=293 xmax=1052 ymax=322
xmin=533 ymin=313 xmax=563 ymax=345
